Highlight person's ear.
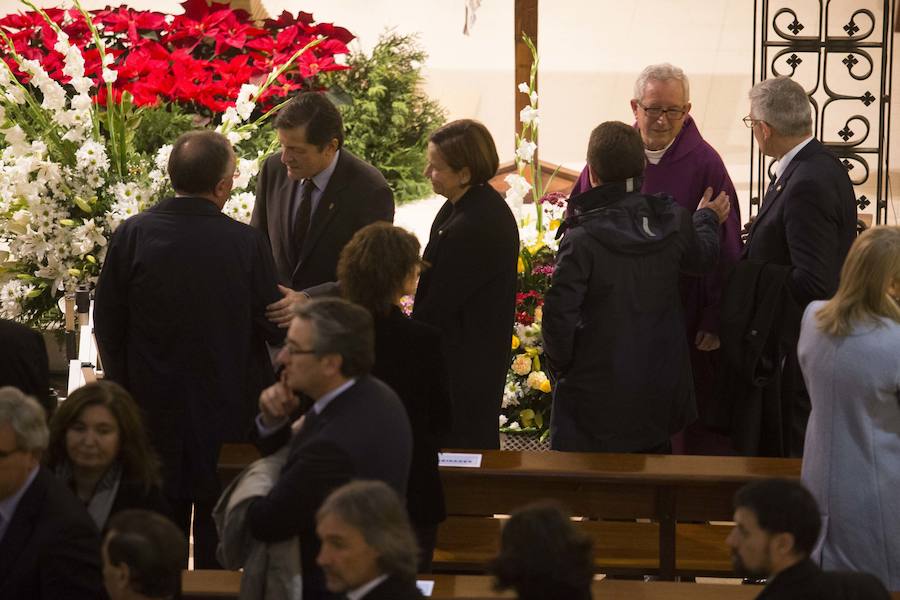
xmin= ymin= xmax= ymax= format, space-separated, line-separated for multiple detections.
xmin=109 ymin=562 xmax=131 ymax=594
xmin=630 ymin=98 xmax=639 ymax=118
xmin=770 ymin=531 xmax=797 ymax=559
xmin=320 ymin=353 xmax=344 ymax=377
xmin=588 ymin=165 xmax=600 ymax=188
xmin=458 ymin=166 xmax=472 ymax=187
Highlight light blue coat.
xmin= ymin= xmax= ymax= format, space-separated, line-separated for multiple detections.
xmin=799 ymin=301 xmax=900 ymax=591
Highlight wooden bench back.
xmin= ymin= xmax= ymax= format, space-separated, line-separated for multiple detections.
xmin=216 ymin=444 xmax=801 ymax=578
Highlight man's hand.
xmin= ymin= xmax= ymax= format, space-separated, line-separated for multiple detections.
xmin=696 ymin=187 xmax=730 ymax=224
xmin=266 ymin=284 xmax=310 ymax=327
xmin=258 ymin=376 xmax=299 ymax=429
xmin=695 ymin=330 xmax=721 ymax=351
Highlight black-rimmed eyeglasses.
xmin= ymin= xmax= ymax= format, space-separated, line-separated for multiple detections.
xmin=284 ymin=345 xmax=317 ymax=356
xmin=636 ymin=102 xmax=687 ymax=120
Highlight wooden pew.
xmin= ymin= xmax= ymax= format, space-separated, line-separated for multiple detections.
xmin=183 ymin=571 xmax=766 ymax=599
xmin=183 ymin=570 xmax=900 ymax=599
xmin=435 ymin=451 xmax=800 ymax=579
xmin=216 ymin=445 xmax=800 ymax=579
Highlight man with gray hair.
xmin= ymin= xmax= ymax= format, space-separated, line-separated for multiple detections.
xmin=569 ymin=63 xmax=743 ymax=455
xmin=247 ymin=298 xmax=413 ymax=600
xmin=723 ymin=77 xmax=856 ymax=457
xmin=0 ymin=386 xmax=105 ymax=599
xmin=316 ymin=480 xmax=423 ymax=599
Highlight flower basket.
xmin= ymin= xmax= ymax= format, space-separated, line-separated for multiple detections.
xmin=500 ymin=430 xmax=550 ymax=452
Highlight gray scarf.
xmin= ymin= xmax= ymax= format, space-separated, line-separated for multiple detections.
xmin=55 ymin=460 xmax=122 ymax=529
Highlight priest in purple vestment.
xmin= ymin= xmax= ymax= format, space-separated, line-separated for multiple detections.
xmin=569 ymin=64 xmax=743 ymax=455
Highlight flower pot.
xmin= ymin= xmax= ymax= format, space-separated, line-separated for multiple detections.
xmin=500 ymin=431 xmax=550 ymax=452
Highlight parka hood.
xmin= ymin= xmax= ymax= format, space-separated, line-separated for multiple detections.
xmin=560 ymin=179 xmax=684 ymax=255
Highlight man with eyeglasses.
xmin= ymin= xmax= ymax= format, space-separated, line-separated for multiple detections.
xmin=0 ymin=387 xmax=105 ymax=599
xmin=569 ymin=63 xmax=742 ymax=456
xmin=247 ymin=298 xmax=412 ymax=600
xmin=718 ymin=77 xmax=856 ymax=458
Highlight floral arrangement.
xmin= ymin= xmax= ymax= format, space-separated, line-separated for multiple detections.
xmin=0 ymin=0 xmax=336 ymax=326
xmin=499 ymin=34 xmax=568 ymax=441
xmin=0 ymin=0 xmax=352 ymax=113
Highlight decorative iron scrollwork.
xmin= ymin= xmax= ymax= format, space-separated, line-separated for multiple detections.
xmin=751 ymin=0 xmax=893 ymax=224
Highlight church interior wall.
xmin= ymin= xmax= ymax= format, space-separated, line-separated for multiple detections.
xmin=0 ymin=0 xmax=896 ymax=223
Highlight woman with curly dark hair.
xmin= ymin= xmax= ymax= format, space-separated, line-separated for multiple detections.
xmin=338 ymin=221 xmax=452 ymax=572
xmin=46 ymin=380 xmax=167 ymax=530
xmin=490 ymin=501 xmax=594 ymax=600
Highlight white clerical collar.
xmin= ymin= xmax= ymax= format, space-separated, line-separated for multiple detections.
xmin=774 ymin=136 xmax=813 ymax=182
xmin=645 ymin=138 xmax=675 ymax=165
xmin=346 ymin=574 xmax=389 ymax=600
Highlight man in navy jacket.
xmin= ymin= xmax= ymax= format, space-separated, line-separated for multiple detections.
xmin=738 ymin=76 xmax=857 ymax=457
xmin=247 ymin=298 xmax=412 ymax=600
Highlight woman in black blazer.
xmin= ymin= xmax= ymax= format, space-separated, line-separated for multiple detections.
xmin=45 ymin=381 xmax=168 ymax=531
xmin=338 ymin=222 xmax=452 ymax=572
xmin=413 ymin=119 xmax=519 ymax=449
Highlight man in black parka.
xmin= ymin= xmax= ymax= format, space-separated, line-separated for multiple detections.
xmin=543 ymin=121 xmax=729 ymax=453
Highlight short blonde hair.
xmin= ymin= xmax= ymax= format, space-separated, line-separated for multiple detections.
xmin=815 ymin=226 xmax=900 ymax=336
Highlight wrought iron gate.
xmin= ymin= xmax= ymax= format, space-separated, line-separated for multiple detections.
xmin=751 ymin=0 xmax=894 ymax=224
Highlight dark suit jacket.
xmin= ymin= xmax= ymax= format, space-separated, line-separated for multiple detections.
xmin=412 ymin=183 xmax=519 ymax=449
xmin=739 ymin=139 xmax=856 ymax=456
xmin=247 ymin=375 xmax=412 ymax=600
xmin=743 ymin=138 xmax=856 ymax=308
xmin=251 ymin=149 xmax=394 ymax=291
xmin=94 ymin=197 xmax=284 ymax=499
xmin=757 ymin=559 xmax=890 ymax=600
xmin=363 ymin=575 xmax=424 ymax=600
xmin=373 ymin=306 xmax=451 ymax=527
xmin=0 ymin=319 xmax=52 ymax=417
xmin=0 ymin=467 xmax=105 ymax=600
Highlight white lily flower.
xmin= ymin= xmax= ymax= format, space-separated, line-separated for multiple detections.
xmin=519 ymin=105 xmax=539 ymax=125
xmin=504 ymin=173 xmax=532 ymax=207
xmin=517 ymin=82 xmax=530 ymax=94
xmin=515 ymin=139 xmax=537 ymax=163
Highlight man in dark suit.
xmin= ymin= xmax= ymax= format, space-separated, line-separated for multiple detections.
xmin=0 ymin=319 xmax=52 ymax=417
xmin=247 ymin=298 xmax=412 ymax=600
xmin=252 ymin=92 xmax=394 ymax=326
xmin=727 ymin=479 xmax=890 ymax=600
xmin=0 ymin=387 xmax=105 ymax=599
xmin=316 ymin=480 xmax=423 ymax=600
xmin=736 ymin=76 xmax=856 ymax=456
xmin=94 ymin=130 xmax=284 ymax=567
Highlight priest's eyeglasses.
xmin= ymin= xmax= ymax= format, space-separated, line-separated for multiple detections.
xmin=636 ymin=102 xmax=687 ymax=120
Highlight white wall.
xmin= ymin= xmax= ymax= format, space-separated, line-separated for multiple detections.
xmin=1 ymin=0 xmax=896 ymax=222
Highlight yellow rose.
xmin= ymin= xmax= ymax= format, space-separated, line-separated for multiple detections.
xmin=517 ymin=256 xmax=525 ymax=273
xmin=511 ymin=335 xmax=520 ymax=350
xmin=539 ymin=379 xmax=552 ymax=393
xmin=526 ymin=370 xmax=549 ymax=391
xmin=534 ymin=306 xmax=543 ymax=323
xmin=511 ymin=354 xmax=532 ymax=376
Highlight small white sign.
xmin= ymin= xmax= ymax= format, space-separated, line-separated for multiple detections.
xmin=416 ymin=580 xmax=435 ymax=596
xmin=438 ymin=452 xmax=482 ymax=468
